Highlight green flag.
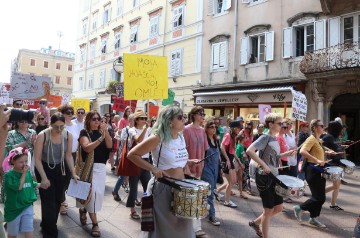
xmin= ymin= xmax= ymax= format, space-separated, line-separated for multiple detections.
xmin=162 ymin=89 xmax=175 ymax=106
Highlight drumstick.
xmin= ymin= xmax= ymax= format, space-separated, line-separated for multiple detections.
xmin=195 ymin=151 xmax=219 ymax=164
xmin=348 ymin=140 xmax=360 ymax=147
xmin=314 ymin=159 xmax=332 ymax=167
xmin=277 ymin=165 xmax=291 ymax=169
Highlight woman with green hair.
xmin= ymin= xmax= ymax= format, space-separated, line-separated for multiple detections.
xmin=128 ymin=106 xmax=198 ymax=238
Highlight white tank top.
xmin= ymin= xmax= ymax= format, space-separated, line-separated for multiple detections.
xmin=152 ymin=135 xmax=188 ymax=170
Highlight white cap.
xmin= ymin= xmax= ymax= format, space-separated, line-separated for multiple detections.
xmin=334 ymin=117 xmax=342 ymax=125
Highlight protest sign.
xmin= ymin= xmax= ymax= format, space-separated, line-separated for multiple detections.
xmin=48 ymin=95 xmax=62 ymax=107
xmin=112 ymin=97 xmax=137 ymax=112
xmin=71 ymin=99 xmax=90 ymax=112
xmin=61 ymin=93 xmax=71 ymax=104
xmin=162 ymin=89 xmax=175 ymax=106
xmin=291 ymin=89 xmax=307 ymax=121
xmin=0 ymin=83 xmax=12 ymax=104
xmin=258 ymin=104 xmax=272 ymax=123
xmin=124 ymin=54 xmax=168 ymax=100
xmin=149 ymin=104 xmax=159 ymax=118
xmin=9 ymin=73 xmax=51 ymax=99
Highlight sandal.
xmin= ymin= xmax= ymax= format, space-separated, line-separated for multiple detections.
xmin=60 ymin=205 xmax=68 ymax=215
xmin=330 ymin=205 xmax=344 ymax=211
xmin=79 ymin=208 xmax=87 ymax=225
xmin=130 ymin=211 xmax=140 ymax=219
xmin=91 ymin=223 xmax=101 ymax=237
xmin=240 ymin=193 xmax=248 ymax=199
xmin=231 ymin=190 xmax=236 ymax=196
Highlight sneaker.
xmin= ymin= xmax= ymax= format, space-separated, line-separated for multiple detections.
xmin=293 ymin=205 xmax=303 ymax=222
xmin=209 ymin=217 xmax=221 ymax=226
xmin=213 ymin=189 xmax=224 ymax=201
xmin=249 ymin=221 xmax=263 ymax=237
xmin=223 ymin=200 xmax=237 ymax=208
xmin=112 ymin=191 xmax=121 ymax=202
xmin=330 ymin=204 xmax=344 ymax=211
xmin=124 ymin=185 xmax=130 ymax=193
xmin=309 ymin=217 xmax=326 ymax=228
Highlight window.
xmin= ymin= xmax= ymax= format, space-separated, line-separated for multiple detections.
xmin=344 ymin=16 xmax=354 ymax=44
xmin=90 ymin=43 xmax=96 ymax=59
xmin=170 ymin=49 xmax=182 ymax=76
xmin=99 ymin=69 xmax=106 ymax=88
xmin=101 ymin=39 xmax=107 ymax=54
xmin=130 ymin=25 xmax=138 ymax=44
xmin=92 ymin=12 xmax=98 ymax=30
xmin=149 ymin=16 xmax=159 ymax=38
xmin=80 ymin=48 xmax=85 ymax=62
xmin=68 ymin=65 xmax=73 ymax=71
xmin=293 ymin=24 xmax=314 ymax=57
xmin=55 ymin=76 xmax=60 ymax=84
xmin=82 ymin=19 xmax=87 ymax=35
xmin=240 ymin=31 xmax=274 ymax=64
xmin=30 ymin=59 xmax=35 ymax=66
xmin=133 ymin=0 xmax=139 ymax=8
xmin=250 ymin=35 xmax=266 ymax=63
xmin=67 ymin=77 xmax=72 ymax=85
xmin=114 ymin=33 xmax=121 ymax=50
xmin=43 ymin=61 xmax=49 ymax=68
xmin=79 ymin=76 xmax=84 ymax=90
xmin=88 ymin=73 xmax=94 ymax=89
xmin=211 ymin=41 xmax=227 ymax=70
xmin=55 ymin=51 xmax=62 ymax=56
xmin=117 ymin=0 xmax=123 ymax=16
xmin=103 ymin=7 xmax=111 ymax=25
xmin=56 ymin=63 xmax=61 ymax=70
xmin=172 ymin=6 xmax=184 ymax=29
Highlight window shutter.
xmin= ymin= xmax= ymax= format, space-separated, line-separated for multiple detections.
xmin=219 ymin=42 xmax=227 ymax=68
xmin=212 ymin=43 xmax=220 ymax=68
xmin=282 ymin=27 xmax=292 ymax=58
xmin=240 ymin=37 xmax=249 ymax=65
xmin=225 ymin=0 xmax=232 ymax=10
xmin=176 ymin=50 xmax=182 ymax=75
xmin=314 ymin=19 xmax=326 ymax=50
xmin=329 ymin=17 xmax=340 ymax=47
xmin=207 ymin=0 xmax=214 ymax=15
xmin=242 ymin=0 xmax=250 ymax=3
xmin=170 ymin=52 xmax=176 ymax=76
xmin=265 ymin=31 xmax=275 ymax=61
xmin=108 ymin=8 xmax=112 ymax=22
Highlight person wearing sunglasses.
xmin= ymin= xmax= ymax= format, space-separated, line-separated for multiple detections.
xmin=34 ymin=112 xmax=78 ymax=238
xmin=72 ymin=108 xmax=85 ymax=135
xmin=246 ymin=113 xmax=296 ymax=238
xmin=35 ymin=113 xmax=48 ymax=135
xmin=36 ymin=99 xmax=50 ymax=125
xmin=12 ymin=99 xmax=23 ymax=109
xmin=77 ymin=111 xmax=112 ymax=237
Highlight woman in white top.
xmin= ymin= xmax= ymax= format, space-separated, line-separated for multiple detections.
xmin=283 ymin=118 xmax=297 ymax=177
xmin=128 ymin=106 xmax=199 ymax=238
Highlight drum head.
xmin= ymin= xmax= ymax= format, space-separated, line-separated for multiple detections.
xmin=326 ymin=166 xmax=343 ymax=173
xmin=340 ymin=159 xmax=355 ymax=166
xmin=276 ymin=175 xmax=304 ymax=188
xmin=174 ymin=180 xmax=197 ymax=188
xmin=186 ymin=179 xmax=209 ymax=187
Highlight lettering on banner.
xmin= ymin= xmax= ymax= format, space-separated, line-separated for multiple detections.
xmin=291 ymin=89 xmax=307 ymax=121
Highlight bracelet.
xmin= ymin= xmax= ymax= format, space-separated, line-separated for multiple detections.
xmin=98 ymin=137 xmax=104 ymax=143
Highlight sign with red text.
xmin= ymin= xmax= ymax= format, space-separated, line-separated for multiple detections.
xmin=123 ymin=54 xmax=168 ymax=100
xmin=0 ymin=83 xmax=12 ymax=104
xmin=9 ymin=73 xmax=51 ymax=100
xmin=291 ymin=89 xmax=307 ymax=121
xmin=112 ymin=97 xmax=137 ymax=112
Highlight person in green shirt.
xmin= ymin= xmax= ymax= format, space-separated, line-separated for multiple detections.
xmin=235 ymin=133 xmax=248 ymax=199
xmin=4 ymin=147 xmax=41 ymax=238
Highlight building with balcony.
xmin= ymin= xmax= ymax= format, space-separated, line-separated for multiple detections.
xmin=73 ymin=0 xmax=203 ymax=115
xmin=14 ymin=47 xmax=75 ymax=97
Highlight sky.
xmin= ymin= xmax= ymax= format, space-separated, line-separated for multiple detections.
xmin=0 ymin=0 xmax=79 ymax=83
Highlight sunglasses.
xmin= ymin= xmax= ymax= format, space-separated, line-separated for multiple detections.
xmin=92 ymin=117 xmax=101 ymax=121
xmin=65 ymin=110 xmax=74 ymax=115
xmin=104 ymin=115 xmax=110 ymax=118
xmin=207 ymin=125 xmax=216 ymax=129
xmin=282 ymin=127 xmax=288 ymax=129
xmin=77 ymin=111 xmax=85 ymax=115
xmin=39 ymin=101 xmax=47 ymax=105
xmin=138 ymin=117 xmax=147 ymax=120
xmin=52 ymin=125 xmax=65 ymax=130
xmin=197 ymin=113 xmax=206 ymax=116
xmin=18 ymin=120 xmax=28 ymax=124
xmin=175 ymin=114 xmax=185 ymax=120
xmin=15 ymin=103 xmax=23 ymax=106
xmin=38 ymin=118 xmax=45 ymax=121
xmin=317 ymin=124 xmax=324 ymax=128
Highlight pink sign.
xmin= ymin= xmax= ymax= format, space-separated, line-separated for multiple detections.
xmin=258 ymin=104 xmax=272 ymax=123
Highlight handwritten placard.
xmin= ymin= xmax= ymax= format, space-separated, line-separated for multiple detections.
xmin=124 ymin=54 xmax=168 ymax=100
xmin=71 ymin=99 xmax=90 ymax=112
xmin=149 ymin=104 xmax=159 ymax=118
xmin=258 ymin=104 xmax=272 ymax=123
xmin=112 ymin=97 xmax=137 ymax=112
xmin=291 ymin=90 xmax=307 ymax=121
xmin=0 ymin=83 xmax=13 ymax=104
xmin=61 ymin=93 xmax=71 ymax=104
xmin=9 ymin=73 xmax=51 ymax=100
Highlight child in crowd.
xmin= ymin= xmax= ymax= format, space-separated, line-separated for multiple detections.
xmin=3 ymin=147 xmax=42 ymax=238
xmin=235 ymin=134 xmax=248 ymax=199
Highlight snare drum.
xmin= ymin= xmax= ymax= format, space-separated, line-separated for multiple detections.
xmin=340 ymin=159 xmax=355 ymax=174
xmin=172 ymin=179 xmax=210 ymax=219
xmin=322 ymin=166 xmax=344 ymax=181
xmin=275 ymin=175 xmax=305 ymax=198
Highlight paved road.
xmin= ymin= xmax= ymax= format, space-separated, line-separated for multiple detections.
xmin=3 ymin=166 xmax=359 ymax=238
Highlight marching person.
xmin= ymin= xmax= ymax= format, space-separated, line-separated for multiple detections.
xmin=297 ymin=121 xmax=310 ymax=181
xmin=128 ymin=106 xmax=199 ymax=238
xmin=35 ymin=113 xmax=48 ymax=135
xmin=77 ymin=111 xmax=112 ymax=237
xmin=36 ymin=98 xmax=50 ymax=125
xmin=72 ymin=108 xmax=85 ymax=135
xmin=247 ymin=113 xmax=295 ymax=238
xmin=293 ymin=119 xmax=336 ymax=228
xmin=283 ymin=118 xmax=297 ymax=177
xmin=34 ymin=112 xmax=78 ymax=238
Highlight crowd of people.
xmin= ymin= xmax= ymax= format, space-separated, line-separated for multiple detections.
xmin=0 ymin=100 xmax=356 ymax=238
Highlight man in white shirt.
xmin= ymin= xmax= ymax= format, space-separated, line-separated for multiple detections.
xmin=72 ymin=108 xmax=85 ymax=134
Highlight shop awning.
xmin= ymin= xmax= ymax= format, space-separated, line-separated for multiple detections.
xmin=193 ymin=85 xmax=294 ymax=96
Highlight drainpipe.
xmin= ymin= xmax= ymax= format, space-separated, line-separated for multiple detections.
xmin=232 ymin=0 xmax=239 ymax=83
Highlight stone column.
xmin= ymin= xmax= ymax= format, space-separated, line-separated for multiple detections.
xmin=317 ymin=97 xmax=324 ymax=121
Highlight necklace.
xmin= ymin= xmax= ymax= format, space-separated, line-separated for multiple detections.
xmin=47 ymin=129 xmax=65 ymax=175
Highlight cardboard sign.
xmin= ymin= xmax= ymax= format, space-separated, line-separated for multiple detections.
xmin=258 ymin=104 xmax=272 ymax=123
xmin=48 ymin=95 xmax=62 ymax=107
xmin=0 ymin=83 xmax=13 ymax=104
xmin=112 ymin=97 xmax=137 ymax=112
xmin=9 ymin=73 xmax=51 ymax=99
xmin=71 ymin=99 xmax=90 ymax=112
xmin=149 ymin=104 xmax=159 ymax=118
xmin=124 ymin=54 xmax=168 ymax=100
xmin=291 ymin=89 xmax=307 ymax=121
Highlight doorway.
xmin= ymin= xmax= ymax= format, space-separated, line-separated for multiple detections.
xmin=330 ymin=93 xmax=360 ymax=164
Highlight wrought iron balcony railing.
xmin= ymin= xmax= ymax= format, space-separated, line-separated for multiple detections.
xmin=299 ymin=42 xmax=360 ymax=74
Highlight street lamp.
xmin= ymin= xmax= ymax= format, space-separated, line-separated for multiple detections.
xmin=113 ymin=56 xmax=124 ymax=81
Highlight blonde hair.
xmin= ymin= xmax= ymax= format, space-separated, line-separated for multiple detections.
xmin=264 ymin=113 xmax=282 ymax=128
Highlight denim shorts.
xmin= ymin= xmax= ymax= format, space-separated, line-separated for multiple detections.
xmin=7 ymin=205 xmax=34 ymax=236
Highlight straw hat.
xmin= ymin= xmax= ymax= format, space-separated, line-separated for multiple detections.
xmin=133 ymin=110 xmax=147 ymax=119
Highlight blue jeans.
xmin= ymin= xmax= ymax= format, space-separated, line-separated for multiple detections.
xmin=113 ymin=176 xmax=127 ymax=194
xmin=201 ymin=162 xmax=218 ymax=219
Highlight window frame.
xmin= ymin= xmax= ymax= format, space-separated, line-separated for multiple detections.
xmin=55 ymin=76 xmax=60 ymax=84
xmin=170 ymin=49 xmax=183 ymax=76
xmin=88 ymin=72 xmax=94 ymax=89
xmin=80 ymin=48 xmax=86 ymax=62
xmin=172 ymin=5 xmax=184 ymax=30
xmin=117 ymin=0 xmax=124 ymax=16
xmin=99 ymin=69 xmax=106 ymax=88
xmin=103 ymin=6 xmax=111 ymax=25
xmin=249 ymin=33 xmax=266 ymax=63
xmin=114 ymin=32 xmax=121 ymax=50
xmin=30 ymin=59 xmax=36 ymax=67
xmin=68 ymin=64 xmax=73 ymax=71
xmin=92 ymin=12 xmax=98 ymax=30
xmin=90 ymin=43 xmax=96 ymax=59
xmin=43 ymin=61 xmax=49 ymax=68
xmin=82 ymin=19 xmax=88 ymax=35
xmin=101 ymin=38 xmax=107 ymax=54
xmin=79 ymin=76 xmax=84 ymax=90
xmin=133 ymin=0 xmax=140 ymax=8
xmin=211 ymin=41 xmax=228 ymax=70
xmin=149 ymin=15 xmax=159 ymax=38
xmin=55 ymin=63 xmax=61 ymax=70
xmin=293 ymin=23 xmax=315 ymax=57
xmin=67 ymin=77 xmax=72 ymax=85
xmin=130 ymin=25 xmax=139 ymax=44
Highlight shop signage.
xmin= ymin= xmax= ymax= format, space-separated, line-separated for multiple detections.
xmin=195 ymin=91 xmax=292 ymax=105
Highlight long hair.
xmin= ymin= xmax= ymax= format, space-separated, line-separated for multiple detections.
xmin=84 ymin=111 xmax=101 ymax=133
xmin=123 ymin=106 xmax=131 ymax=119
xmin=50 ymin=112 xmax=65 ymax=125
xmin=327 ymin=121 xmax=342 ymax=139
xmin=151 ymin=106 xmax=182 ymax=143
xmin=205 ymin=119 xmax=217 ymax=141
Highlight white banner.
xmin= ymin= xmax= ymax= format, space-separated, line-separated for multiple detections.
xmin=291 ymin=89 xmax=307 ymax=121
xmin=0 ymin=83 xmax=12 ymax=104
xmin=9 ymin=73 xmax=51 ymax=100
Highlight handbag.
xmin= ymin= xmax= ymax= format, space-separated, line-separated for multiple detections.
xmin=75 ymin=131 xmax=94 ymax=206
xmin=140 ymin=143 xmax=163 ymax=232
xmin=116 ymin=128 xmax=141 ymax=176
